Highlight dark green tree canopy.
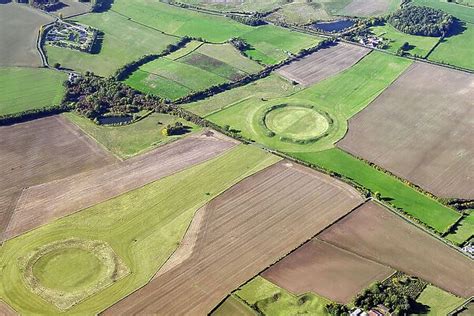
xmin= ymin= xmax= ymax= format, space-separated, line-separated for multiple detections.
xmin=388 ymin=5 xmax=454 ymax=37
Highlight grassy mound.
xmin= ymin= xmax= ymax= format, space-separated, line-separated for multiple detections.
xmin=20 ymin=239 xmax=129 ymax=311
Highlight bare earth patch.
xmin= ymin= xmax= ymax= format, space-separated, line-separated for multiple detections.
xmin=0 ymin=3 xmax=54 ymax=67
xmin=0 ymin=300 xmax=17 ymax=316
xmin=104 ymin=161 xmax=364 ymax=315
xmin=318 ymin=201 xmax=474 ymax=298
xmin=262 ymin=239 xmax=394 ymax=304
xmin=0 ymin=116 xmax=117 ymax=239
xmin=338 ymin=62 xmax=474 ymax=199
xmin=277 ymin=43 xmax=370 ymax=86
xmin=4 ymin=130 xmax=237 ymax=240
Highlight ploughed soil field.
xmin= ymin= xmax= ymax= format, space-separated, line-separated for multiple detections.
xmin=51 ymin=0 xmax=92 ymax=18
xmin=342 ymin=0 xmax=399 ymax=16
xmin=262 ymin=239 xmax=394 ymax=304
xmin=104 ymin=161 xmax=364 ymax=315
xmin=276 ymin=43 xmax=370 ymax=86
xmin=4 ymin=130 xmax=237 ymax=241
xmin=0 ymin=300 xmax=17 ymax=316
xmin=338 ymin=62 xmax=474 ymax=199
xmin=318 ymin=201 xmax=474 ymax=298
xmin=0 ymin=116 xmax=116 ymax=239
xmin=0 ymin=3 xmax=54 ymax=67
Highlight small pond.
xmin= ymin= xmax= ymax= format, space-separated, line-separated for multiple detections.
xmin=313 ymin=20 xmax=355 ymax=32
xmin=98 ymin=115 xmax=133 ymax=125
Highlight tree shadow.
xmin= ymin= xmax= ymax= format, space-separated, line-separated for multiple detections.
xmin=170 ymin=125 xmax=192 ymax=136
xmin=90 ymin=31 xmax=104 ymax=54
xmin=0 ymin=0 xmax=12 ymax=4
xmin=93 ymin=0 xmax=114 ymax=13
xmin=410 ymin=301 xmax=430 ymax=314
xmin=445 ymin=18 xmax=467 ymax=38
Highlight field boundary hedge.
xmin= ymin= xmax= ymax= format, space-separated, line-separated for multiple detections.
xmin=0 ymin=104 xmax=72 ymax=126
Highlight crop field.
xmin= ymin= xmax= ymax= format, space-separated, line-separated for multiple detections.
xmin=207 ymin=52 xmax=411 ymax=152
xmin=5 ymin=131 xmax=236 ymax=241
xmin=415 ymin=285 xmax=465 ymax=315
xmin=126 ymin=43 xmax=262 ymax=100
xmin=318 ymin=201 xmax=474 ymax=298
xmin=262 ymin=239 xmax=394 ymax=304
xmin=235 ymin=276 xmax=331 ymax=315
xmin=0 ymin=67 xmax=67 ymax=116
xmin=51 ymin=0 xmax=92 ymax=18
xmin=276 ymin=42 xmax=370 ymax=86
xmin=370 ymin=23 xmax=439 ymax=57
xmin=46 ymin=10 xmax=178 ymax=76
xmin=338 ymin=62 xmax=474 ymax=199
xmin=294 ymin=148 xmax=461 ymax=233
xmin=447 ymin=212 xmax=474 ymax=245
xmin=212 ymin=295 xmax=256 ymax=316
xmin=0 ymin=145 xmax=278 ymax=314
xmin=104 ymin=161 xmax=364 ymax=314
xmin=0 ymin=300 xmax=16 ymax=316
xmin=64 ymin=112 xmax=201 ymax=158
xmin=341 ymin=0 xmax=400 ymax=16
xmin=0 ymin=3 xmax=54 ymax=67
xmin=111 ymin=0 xmax=321 ymax=64
xmin=0 ymin=116 xmax=117 ymax=237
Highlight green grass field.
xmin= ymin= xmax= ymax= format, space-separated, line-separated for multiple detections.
xmin=207 ymin=52 xmax=411 ymax=152
xmin=112 ymin=0 xmax=321 ymax=65
xmin=235 ymin=276 xmax=331 ymax=315
xmin=446 ymin=212 xmax=474 ymax=245
xmin=0 ymin=145 xmax=280 ymax=314
xmin=126 ymin=42 xmax=262 ymax=100
xmin=293 ymin=148 xmax=461 ymax=233
xmin=415 ymin=285 xmax=465 ymax=315
xmin=428 ymin=23 xmax=474 ymax=70
xmin=371 ymin=24 xmax=439 ymax=57
xmin=0 ymin=67 xmax=66 ymax=116
xmin=46 ymin=10 xmax=178 ymax=76
xmin=412 ymin=0 xmax=474 ymax=23
xmin=165 ymin=40 xmax=203 ymax=60
xmin=64 ymin=112 xmax=200 ymax=159
xmin=212 ymin=295 xmax=257 ymax=316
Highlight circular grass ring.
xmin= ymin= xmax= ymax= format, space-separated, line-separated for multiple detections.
xmin=20 ymin=238 xmax=129 ymax=311
xmin=260 ymin=104 xmax=334 ymax=145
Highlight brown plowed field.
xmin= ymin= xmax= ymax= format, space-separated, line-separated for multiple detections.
xmin=262 ymin=239 xmax=394 ymax=304
xmin=103 ymin=161 xmax=364 ymax=315
xmin=0 ymin=3 xmax=54 ymax=67
xmin=342 ymin=0 xmax=396 ymax=17
xmin=4 ymin=130 xmax=237 ymax=240
xmin=0 ymin=300 xmax=17 ymax=316
xmin=338 ymin=62 xmax=474 ymax=199
xmin=276 ymin=43 xmax=370 ymax=86
xmin=319 ymin=201 xmax=474 ymax=298
xmin=0 ymin=116 xmax=116 ymax=239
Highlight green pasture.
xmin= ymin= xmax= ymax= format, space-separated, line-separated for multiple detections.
xmin=175 ymin=0 xmax=288 ymax=13
xmin=0 ymin=67 xmax=66 ymax=116
xmin=111 ymin=0 xmax=320 ymax=64
xmin=207 ymin=52 xmax=411 ymax=152
xmin=184 ymin=74 xmax=301 ymax=117
xmin=235 ymin=276 xmax=331 ymax=315
xmin=125 ymin=70 xmax=192 ymax=100
xmin=446 ymin=212 xmax=474 ymax=245
xmin=0 ymin=145 xmax=280 ymax=314
xmin=415 ymin=285 xmax=465 ymax=315
xmin=371 ymin=24 xmax=439 ymax=57
xmin=46 ymin=10 xmax=178 ymax=76
xmin=428 ymin=23 xmax=474 ymax=70
xmin=64 ymin=112 xmax=200 ymax=159
xmin=293 ymin=148 xmax=461 ymax=233
xmin=212 ymin=295 xmax=257 ymax=316
xmin=412 ymin=0 xmax=474 ymax=23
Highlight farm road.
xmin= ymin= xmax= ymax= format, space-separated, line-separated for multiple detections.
xmin=104 ymin=161 xmax=364 ymax=315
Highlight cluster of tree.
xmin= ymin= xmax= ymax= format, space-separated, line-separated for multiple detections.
xmin=229 ymin=37 xmax=250 ymax=51
xmin=325 ymin=303 xmax=349 ymax=316
xmin=354 ymin=281 xmax=413 ymax=315
xmin=29 ymin=0 xmax=63 ymax=11
xmin=388 ymin=5 xmax=454 ymax=37
xmin=114 ymin=37 xmax=192 ymax=81
xmin=161 ymin=121 xmax=187 ymax=136
xmin=228 ymin=14 xmax=266 ymax=26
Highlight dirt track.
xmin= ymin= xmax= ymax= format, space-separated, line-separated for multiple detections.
xmin=319 ymin=201 xmax=474 ymax=298
xmin=103 ymin=161 xmax=364 ymax=315
xmin=338 ymin=62 xmax=474 ymax=199
xmin=276 ymin=43 xmax=370 ymax=86
xmin=4 ymin=130 xmax=237 ymax=241
xmin=262 ymin=239 xmax=394 ymax=304
xmin=0 ymin=116 xmax=116 ymax=239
